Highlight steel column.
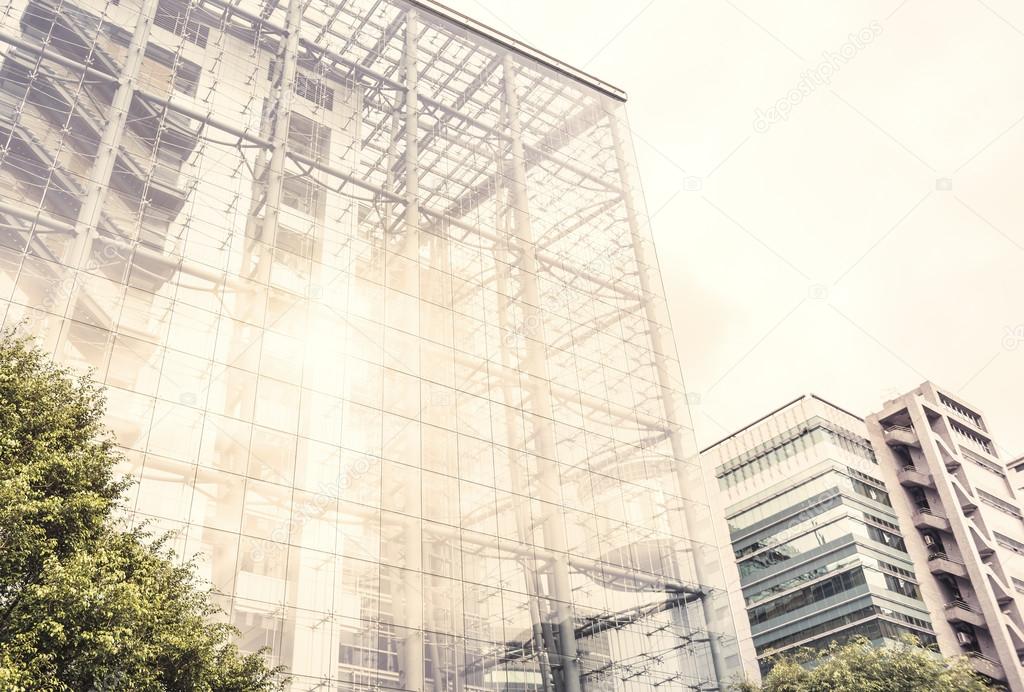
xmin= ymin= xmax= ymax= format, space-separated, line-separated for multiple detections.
xmin=503 ymin=52 xmax=582 ymax=692
xmin=0 ymin=29 xmax=639 ymax=301
xmin=488 ymin=133 xmax=557 ymax=692
xmin=401 ymin=7 xmax=420 ymax=261
xmin=255 ymin=0 xmax=302 ymax=282
xmin=606 ymin=105 xmax=728 ymax=685
xmin=399 ymin=10 xmax=425 ymax=692
xmin=70 ymin=0 xmax=160 ymax=267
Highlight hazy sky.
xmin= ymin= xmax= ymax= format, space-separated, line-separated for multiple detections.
xmin=443 ymin=0 xmax=1024 ymax=457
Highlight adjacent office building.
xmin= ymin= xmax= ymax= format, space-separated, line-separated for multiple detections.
xmin=0 ymin=0 xmax=741 ymax=690
xmin=708 ymin=385 xmax=1024 ymax=689
xmin=867 ymin=383 xmax=1024 ymax=688
xmin=703 ymin=396 xmax=937 ymax=678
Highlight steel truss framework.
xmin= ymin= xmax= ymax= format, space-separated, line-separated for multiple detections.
xmin=0 ymin=0 xmax=739 ymax=689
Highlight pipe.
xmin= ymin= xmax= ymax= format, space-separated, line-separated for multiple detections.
xmin=0 ymin=29 xmax=118 ymax=84
xmin=0 ymin=199 xmax=229 ymax=285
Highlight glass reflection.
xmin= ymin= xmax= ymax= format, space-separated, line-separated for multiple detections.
xmin=0 ymin=0 xmax=739 ymax=688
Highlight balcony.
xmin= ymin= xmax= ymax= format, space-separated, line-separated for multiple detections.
xmin=966 ymin=652 xmax=1005 ymax=681
xmin=884 ymin=425 xmax=920 ymax=448
xmin=945 ymin=600 xmax=987 ymax=628
xmin=897 ymin=465 xmax=933 ymax=488
xmin=928 ymin=553 xmax=968 ymax=579
xmin=913 ymin=508 xmax=951 ymax=533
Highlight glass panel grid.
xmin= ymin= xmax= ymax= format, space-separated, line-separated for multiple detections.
xmin=0 ymin=0 xmax=738 ymax=688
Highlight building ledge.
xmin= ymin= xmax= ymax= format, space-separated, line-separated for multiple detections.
xmin=944 ymin=600 xmax=986 ymax=628
xmin=967 ymin=652 xmax=1005 ymax=682
xmin=884 ymin=425 xmax=920 ymax=448
xmin=928 ymin=553 xmax=968 ymax=579
xmin=897 ymin=466 xmax=933 ymax=488
xmin=912 ymin=509 xmax=951 ymax=533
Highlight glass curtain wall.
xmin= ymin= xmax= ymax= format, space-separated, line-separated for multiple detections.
xmin=719 ymin=426 xmax=934 ymax=670
xmin=0 ymin=0 xmax=739 ymax=688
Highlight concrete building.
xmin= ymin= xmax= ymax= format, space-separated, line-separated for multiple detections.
xmin=0 ymin=0 xmax=742 ymax=689
xmin=867 ymin=383 xmax=1024 ymax=688
xmin=1008 ymin=456 xmax=1024 ymax=494
xmin=705 ymin=384 xmax=1024 ymax=688
xmin=703 ymin=395 xmax=936 ymax=680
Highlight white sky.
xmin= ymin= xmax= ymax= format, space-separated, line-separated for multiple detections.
xmin=443 ymin=0 xmax=1024 ymax=457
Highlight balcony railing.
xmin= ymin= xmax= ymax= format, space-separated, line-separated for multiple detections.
xmin=928 ymin=552 xmax=968 ymax=578
xmin=967 ymin=651 xmax=1000 ymax=664
xmin=913 ymin=507 xmax=951 ymax=532
xmin=946 ymin=599 xmax=977 ymax=613
xmin=945 ymin=599 xmax=986 ymax=627
xmin=965 ymin=651 xmax=1004 ymax=680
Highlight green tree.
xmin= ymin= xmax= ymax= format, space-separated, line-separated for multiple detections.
xmin=0 ymin=330 xmax=284 ymax=690
xmin=733 ymin=636 xmax=995 ymax=692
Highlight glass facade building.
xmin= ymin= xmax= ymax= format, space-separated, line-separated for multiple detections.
xmin=704 ymin=396 xmax=936 ymax=674
xmin=0 ymin=0 xmax=740 ymax=689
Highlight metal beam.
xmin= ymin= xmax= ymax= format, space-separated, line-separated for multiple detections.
xmin=0 ymin=24 xmax=638 ymax=300
xmin=406 ymin=0 xmax=625 ymax=102
xmin=201 ymin=0 xmax=612 ymax=192
xmin=0 ymin=200 xmax=228 ymax=284
xmin=210 ymin=0 xmax=286 ymax=34
xmin=387 ymin=43 xmax=501 ymax=182
xmin=492 ymin=257 xmax=558 ymax=692
xmin=425 ymin=101 xmax=609 ymax=233
xmin=143 ymin=88 xmax=640 ymax=300
xmin=359 ymin=11 xmax=402 ymax=68
xmin=0 ymin=30 xmax=117 ymax=85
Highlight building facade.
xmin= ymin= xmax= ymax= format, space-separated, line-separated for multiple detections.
xmin=867 ymin=383 xmax=1024 ymax=688
xmin=703 ymin=396 xmax=937 ymax=678
xmin=0 ymin=0 xmax=741 ymax=690
xmin=1008 ymin=456 xmax=1024 ymax=494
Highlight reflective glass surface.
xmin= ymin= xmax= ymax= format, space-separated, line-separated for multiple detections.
xmin=0 ymin=0 xmax=738 ymax=689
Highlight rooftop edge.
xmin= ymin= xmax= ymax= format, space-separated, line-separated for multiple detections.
xmin=408 ymin=0 xmax=628 ymax=102
xmin=699 ymin=394 xmax=864 ymax=454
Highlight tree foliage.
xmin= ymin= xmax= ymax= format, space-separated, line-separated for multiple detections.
xmin=0 ymin=330 xmax=284 ymax=690
xmin=733 ymin=636 xmax=995 ymax=692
